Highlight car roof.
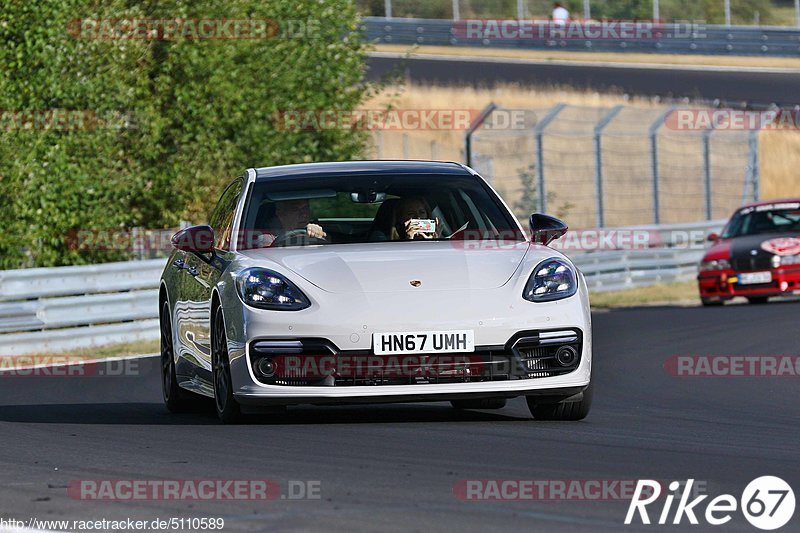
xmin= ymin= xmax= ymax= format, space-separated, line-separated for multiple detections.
xmin=252 ymin=160 xmax=470 ymax=181
xmin=740 ymin=197 xmax=800 ymax=208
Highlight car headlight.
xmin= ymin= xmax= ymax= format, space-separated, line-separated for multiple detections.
xmin=774 ymin=254 xmax=800 ymax=267
xmin=523 ymin=258 xmax=578 ymax=302
xmin=699 ymin=259 xmax=731 ymax=271
xmin=235 ymin=268 xmax=310 ymax=311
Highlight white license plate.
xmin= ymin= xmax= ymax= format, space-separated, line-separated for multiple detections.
xmin=373 ymin=330 xmax=475 ymax=355
xmin=738 ymin=271 xmax=772 ymax=285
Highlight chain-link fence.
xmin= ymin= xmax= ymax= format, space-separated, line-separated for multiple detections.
xmin=360 ymin=0 xmax=800 ymax=27
xmin=368 ymin=103 xmax=760 ymax=229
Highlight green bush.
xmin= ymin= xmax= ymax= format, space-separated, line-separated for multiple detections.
xmin=0 ymin=0 xmax=371 ymax=268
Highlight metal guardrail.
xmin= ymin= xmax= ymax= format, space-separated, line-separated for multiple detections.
xmin=0 ymin=259 xmax=165 ymax=356
xmin=0 ymin=219 xmax=724 ymax=355
xmin=363 ymin=17 xmax=800 ymax=57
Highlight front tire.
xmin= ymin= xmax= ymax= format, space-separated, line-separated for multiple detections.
xmin=160 ymin=301 xmax=200 ymax=412
xmin=747 ymin=296 xmax=769 ymax=304
xmin=526 ymin=381 xmax=593 ymax=421
xmin=212 ymin=309 xmax=242 ymax=424
xmin=701 ymin=297 xmax=724 ymax=307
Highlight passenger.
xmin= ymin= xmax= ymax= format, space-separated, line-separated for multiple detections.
xmin=390 ymin=196 xmax=441 ymax=240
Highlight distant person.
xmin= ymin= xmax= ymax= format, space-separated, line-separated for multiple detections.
xmin=551 ymin=2 xmax=570 ymax=23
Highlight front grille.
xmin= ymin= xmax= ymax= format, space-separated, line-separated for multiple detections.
xmin=731 ymin=256 xmax=772 ymax=271
xmin=249 ymin=330 xmax=582 ymax=387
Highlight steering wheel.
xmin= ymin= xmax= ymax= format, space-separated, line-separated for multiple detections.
xmin=271 ymin=228 xmax=328 ymax=247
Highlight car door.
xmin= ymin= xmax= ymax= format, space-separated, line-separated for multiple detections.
xmin=177 ymin=177 xmax=245 ymax=383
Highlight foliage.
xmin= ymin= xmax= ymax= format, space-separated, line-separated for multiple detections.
xmin=0 ymin=0 xmax=371 ymax=268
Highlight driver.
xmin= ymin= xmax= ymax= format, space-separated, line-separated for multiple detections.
xmin=258 ymin=199 xmax=326 ymax=247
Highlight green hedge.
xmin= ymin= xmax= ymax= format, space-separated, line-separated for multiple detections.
xmin=0 ymin=0 xmax=371 ymax=268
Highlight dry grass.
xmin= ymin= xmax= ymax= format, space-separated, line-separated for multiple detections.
xmin=59 ymin=339 xmax=160 ymax=359
xmin=7 ymin=339 xmax=160 ymax=367
xmin=759 ymin=129 xmax=800 ymax=200
xmin=589 ymin=281 xmax=699 ymax=308
xmin=374 ymin=44 xmax=800 ymax=69
xmin=364 ymin=83 xmax=800 ymax=227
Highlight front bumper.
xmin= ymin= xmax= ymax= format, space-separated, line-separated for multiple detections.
xmin=698 ymin=266 xmax=800 ymax=300
xmin=224 ymin=287 xmax=592 ymax=405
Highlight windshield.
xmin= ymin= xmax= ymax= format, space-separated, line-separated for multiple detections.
xmin=238 ymin=173 xmax=524 ymax=249
xmin=721 ymin=202 xmax=800 ymax=238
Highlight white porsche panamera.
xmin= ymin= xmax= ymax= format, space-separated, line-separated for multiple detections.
xmin=159 ymin=161 xmax=592 ymax=423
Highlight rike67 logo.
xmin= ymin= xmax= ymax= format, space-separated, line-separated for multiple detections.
xmin=626 ymin=477 xmax=795 ymax=530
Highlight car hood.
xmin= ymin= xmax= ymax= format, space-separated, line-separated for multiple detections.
xmin=238 ymin=241 xmax=531 ymax=293
xmin=729 ymin=232 xmax=800 ymax=257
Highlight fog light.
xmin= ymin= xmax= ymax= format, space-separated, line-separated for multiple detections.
xmin=256 ymin=357 xmax=275 ymax=378
xmin=555 ymin=346 xmax=577 ymax=367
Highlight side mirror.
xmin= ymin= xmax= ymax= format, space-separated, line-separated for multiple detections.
xmin=529 ymin=213 xmax=568 ymax=246
xmin=707 ymin=232 xmax=719 ymax=242
xmin=171 ymin=225 xmax=215 ymax=254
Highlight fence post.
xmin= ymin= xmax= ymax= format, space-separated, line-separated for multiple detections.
xmin=593 ymin=105 xmax=624 ymax=228
xmin=452 ymin=0 xmax=460 ymax=20
xmin=385 ymin=0 xmax=392 ymax=19
xmin=402 ymin=133 xmax=409 ymax=159
xmin=702 ymin=126 xmax=713 ymax=220
xmin=464 ymin=102 xmax=497 ymax=167
xmin=533 ymin=103 xmax=567 ymax=214
xmin=648 ymin=107 xmax=674 ymax=225
xmin=796 ymin=0 xmax=800 ymax=28
xmin=376 ymin=130 xmax=384 ymax=159
xmin=724 ymin=0 xmax=731 ymax=26
xmin=430 ymin=140 xmax=438 ymax=160
xmin=748 ymin=129 xmax=760 ymax=201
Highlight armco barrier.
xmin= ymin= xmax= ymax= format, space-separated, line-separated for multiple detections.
xmin=0 ymin=219 xmax=723 ymax=355
xmin=362 ymin=17 xmax=800 ymax=57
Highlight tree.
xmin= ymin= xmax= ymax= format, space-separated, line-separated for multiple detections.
xmin=0 ymin=0 xmax=371 ymax=268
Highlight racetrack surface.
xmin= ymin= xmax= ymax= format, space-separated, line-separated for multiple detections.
xmin=1 ymin=303 xmax=798 ymax=532
xmin=366 ymin=54 xmax=800 ymax=108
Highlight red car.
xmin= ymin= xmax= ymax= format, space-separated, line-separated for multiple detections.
xmin=698 ymin=198 xmax=800 ymax=306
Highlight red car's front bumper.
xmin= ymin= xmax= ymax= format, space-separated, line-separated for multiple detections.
xmin=698 ymin=267 xmax=800 ymax=300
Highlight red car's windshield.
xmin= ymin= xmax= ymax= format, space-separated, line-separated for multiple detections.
xmin=721 ymin=203 xmax=800 ymax=238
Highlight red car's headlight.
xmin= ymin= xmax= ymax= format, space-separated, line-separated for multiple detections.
xmin=699 ymin=259 xmax=730 ymax=272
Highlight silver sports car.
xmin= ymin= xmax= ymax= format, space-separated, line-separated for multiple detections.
xmin=159 ymin=161 xmax=592 ymax=423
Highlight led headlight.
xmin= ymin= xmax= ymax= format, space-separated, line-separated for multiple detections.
xmin=699 ymin=259 xmax=731 ymax=271
xmin=235 ymin=268 xmax=310 ymax=311
xmin=523 ymin=258 xmax=578 ymax=302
